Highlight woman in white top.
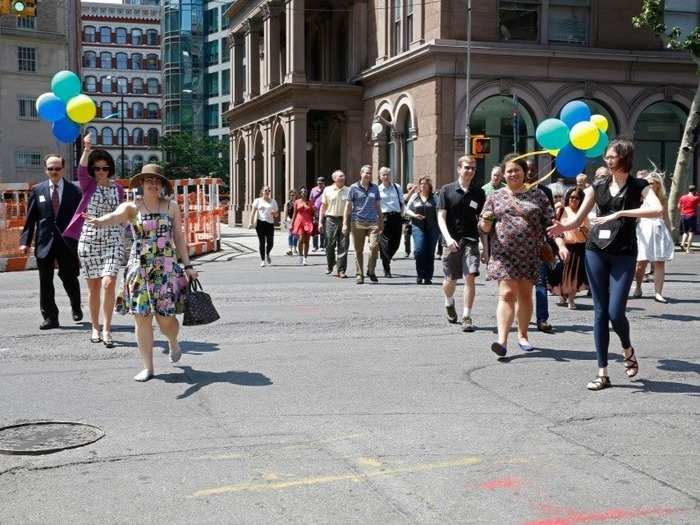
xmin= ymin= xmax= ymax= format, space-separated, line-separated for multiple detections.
xmin=632 ymin=171 xmax=674 ymax=302
xmin=248 ymin=186 xmax=279 ymax=267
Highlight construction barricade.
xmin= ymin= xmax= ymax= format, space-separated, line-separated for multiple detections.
xmin=0 ymin=183 xmax=36 ymax=272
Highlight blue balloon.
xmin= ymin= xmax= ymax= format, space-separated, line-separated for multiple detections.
xmin=556 ymin=144 xmax=587 ymax=178
xmin=36 ymin=93 xmax=66 ymax=122
xmin=52 ymin=117 xmax=80 ymax=143
xmin=560 ymin=100 xmax=592 ymax=129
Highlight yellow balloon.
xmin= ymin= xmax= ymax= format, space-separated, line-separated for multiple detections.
xmin=570 ymin=121 xmax=599 ymax=150
xmin=590 ymin=114 xmax=609 ymax=133
xmin=66 ymin=94 xmax=96 ymax=124
xmin=547 ymin=149 xmax=560 ymax=157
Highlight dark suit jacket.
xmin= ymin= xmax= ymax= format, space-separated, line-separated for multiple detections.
xmin=19 ymin=178 xmax=82 ymax=259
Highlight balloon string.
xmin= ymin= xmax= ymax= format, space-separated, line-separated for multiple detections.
xmin=525 ymin=168 xmax=556 ymax=191
xmin=511 ymin=150 xmax=549 ymax=162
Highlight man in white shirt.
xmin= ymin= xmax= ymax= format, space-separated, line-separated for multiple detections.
xmin=377 ymin=167 xmax=404 ymax=278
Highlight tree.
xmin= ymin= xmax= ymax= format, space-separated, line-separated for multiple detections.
xmin=634 ymin=1 xmax=700 ymax=239
xmin=160 ymin=132 xmax=229 ymax=188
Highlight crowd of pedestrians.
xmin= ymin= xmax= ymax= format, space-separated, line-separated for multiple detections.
xmin=18 ymin=133 xmax=698 ymax=389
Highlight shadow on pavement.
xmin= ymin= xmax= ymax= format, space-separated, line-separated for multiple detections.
xmin=506 ymin=346 xmax=607 ymax=362
xmin=615 ymin=378 xmax=700 ymax=396
xmin=157 ymin=365 xmax=273 ymax=399
xmin=646 ymin=313 xmax=700 ymax=322
xmin=657 ymin=359 xmax=700 ymax=374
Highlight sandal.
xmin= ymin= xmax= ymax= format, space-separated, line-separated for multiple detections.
xmin=102 ymin=331 xmax=114 ymax=349
xmin=624 ymin=347 xmax=639 ymax=378
xmin=586 ymin=375 xmax=611 ymax=391
xmin=90 ymin=329 xmax=102 ymax=344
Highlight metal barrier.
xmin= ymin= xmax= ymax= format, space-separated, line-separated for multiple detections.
xmin=0 ymin=184 xmax=36 ymax=271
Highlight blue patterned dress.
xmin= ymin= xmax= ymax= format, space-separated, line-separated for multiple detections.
xmin=116 ymin=209 xmax=188 ymax=317
xmin=482 ymin=188 xmax=554 ymax=282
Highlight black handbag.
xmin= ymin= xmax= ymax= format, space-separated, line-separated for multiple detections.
xmin=183 ymin=279 xmax=220 ymax=326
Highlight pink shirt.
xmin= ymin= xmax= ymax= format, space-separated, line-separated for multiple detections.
xmin=64 ymin=165 xmax=124 ymax=240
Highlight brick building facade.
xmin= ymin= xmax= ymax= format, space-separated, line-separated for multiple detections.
xmin=224 ymin=0 xmax=698 ymax=225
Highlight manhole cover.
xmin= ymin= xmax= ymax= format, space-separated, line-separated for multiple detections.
xmin=0 ymin=421 xmax=105 ymax=455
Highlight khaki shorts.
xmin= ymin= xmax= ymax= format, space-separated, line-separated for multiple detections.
xmin=442 ymin=239 xmax=480 ymax=280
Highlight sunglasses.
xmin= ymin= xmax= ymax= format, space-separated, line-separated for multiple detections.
xmin=93 ymin=166 xmax=110 ymax=172
xmin=46 ymin=167 xmax=62 ymax=171
xmin=569 ymin=196 xmax=581 ymax=200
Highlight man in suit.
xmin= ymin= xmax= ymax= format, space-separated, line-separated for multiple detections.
xmin=19 ymin=154 xmax=83 ymax=329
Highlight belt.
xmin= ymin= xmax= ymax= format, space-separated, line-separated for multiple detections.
xmin=384 ymin=211 xmax=401 ymax=216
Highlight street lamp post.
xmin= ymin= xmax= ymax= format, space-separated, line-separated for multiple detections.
xmin=464 ymin=0 xmax=472 ymax=154
xmin=106 ymin=75 xmax=126 ymax=179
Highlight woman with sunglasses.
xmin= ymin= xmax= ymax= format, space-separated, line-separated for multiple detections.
xmin=548 ymin=139 xmax=664 ymax=391
xmin=249 ymin=186 xmax=279 ymax=267
xmin=67 ymin=134 xmax=125 ymax=347
xmin=552 ymin=187 xmax=589 ymax=310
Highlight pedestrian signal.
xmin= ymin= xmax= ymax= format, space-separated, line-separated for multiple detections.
xmin=471 ymin=136 xmax=491 ymax=158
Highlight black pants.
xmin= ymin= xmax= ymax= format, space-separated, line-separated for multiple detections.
xmin=379 ymin=212 xmax=404 ymax=272
xmin=324 ymin=216 xmax=348 ymax=273
xmin=255 ymin=221 xmax=274 ymax=260
xmin=36 ymin=238 xmax=81 ymax=321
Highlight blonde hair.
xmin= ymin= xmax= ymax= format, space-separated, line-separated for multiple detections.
xmin=646 ymin=171 xmax=667 ymax=207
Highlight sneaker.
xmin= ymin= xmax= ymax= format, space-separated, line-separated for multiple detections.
xmin=325 ymin=268 xmax=334 ymax=275
xmin=260 ymin=260 xmax=267 ymax=267
xmin=298 ymin=256 xmax=303 ymax=265
xmin=368 ymin=272 xmax=378 ymax=283
xmin=461 ymin=316 xmax=475 ymax=332
xmin=302 ymin=257 xmax=308 ymax=266
xmin=356 ymin=275 xmax=364 ymax=284
xmin=286 ymin=250 xmax=293 ymax=256
xmin=312 ymin=248 xmax=319 ymax=253
xmin=445 ymin=303 xmax=458 ymax=323
xmin=266 ymin=255 xmax=271 ymax=265
xmin=537 ymin=321 xmax=554 ymax=333
xmin=518 ymin=338 xmax=534 ymax=352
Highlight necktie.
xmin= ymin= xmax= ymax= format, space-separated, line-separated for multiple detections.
xmin=51 ymin=184 xmax=60 ymax=216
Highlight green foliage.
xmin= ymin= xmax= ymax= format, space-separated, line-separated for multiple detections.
xmin=160 ymin=132 xmax=229 ymax=186
xmin=633 ymin=0 xmax=700 ymax=58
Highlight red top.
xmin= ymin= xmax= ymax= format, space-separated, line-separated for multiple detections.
xmin=679 ymin=193 xmax=700 ymax=217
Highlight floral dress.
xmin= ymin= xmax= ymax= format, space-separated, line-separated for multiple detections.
xmin=116 ymin=209 xmax=188 ymax=317
xmin=482 ymin=187 xmax=553 ymax=282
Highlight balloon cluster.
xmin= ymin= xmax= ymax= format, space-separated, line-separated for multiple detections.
xmin=535 ymin=100 xmax=610 ymax=178
xmin=35 ymin=71 xmax=97 ymax=144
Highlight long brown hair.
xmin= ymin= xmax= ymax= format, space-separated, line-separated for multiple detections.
xmin=556 ymin=187 xmax=585 ymax=221
xmin=417 ymin=176 xmax=433 ymax=197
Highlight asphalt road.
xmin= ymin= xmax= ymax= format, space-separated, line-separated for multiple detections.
xmin=0 ymin=228 xmax=698 ymax=524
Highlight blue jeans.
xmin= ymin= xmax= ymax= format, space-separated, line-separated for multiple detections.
xmin=585 ymin=249 xmax=636 ymax=368
xmin=412 ymin=225 xmax=440 ymax=280
xmin=288 ymin=233 xmax=298 ymax=249
xmin=535 ymin=263 xmax=549 ymax=323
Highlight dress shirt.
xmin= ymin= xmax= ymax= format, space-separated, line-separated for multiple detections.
xmin=378 ymin=182 xmax=403 ymax=213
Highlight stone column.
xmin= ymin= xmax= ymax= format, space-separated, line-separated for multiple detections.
xmin=262 ymin=1 xmax=282 ymax=92
xmin=244 ymin=19 xmax=261 ymax=100
xmin=284 ymin=0 xmax=305 ymax=83
xmin=285 ymin=109 xmax=307 ymax=191
xmin=229 ymin=133 xmax=237 ymax=224
xmin=263 ymin=119 xmax=274 ymax=187
xmin=242 ymin=126 xmax=255 ymax=225
xmin=350 ymin=1 xmax=367 ymax=77
xmin=230 ymin=32 xmax=245 ymax=105
xmin=344 ymin=110 xmax=364 ymax=183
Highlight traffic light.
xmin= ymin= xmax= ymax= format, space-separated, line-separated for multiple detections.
xmin=9 ymin=0 xmax=36 ymax=17
xmin=471 ymin=135 xmax=491 ymax=158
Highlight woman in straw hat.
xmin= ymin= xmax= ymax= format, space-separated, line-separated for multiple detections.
xmin=85 ymin=164 xmax=198 ymax=381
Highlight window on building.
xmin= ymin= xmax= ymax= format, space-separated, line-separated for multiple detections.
xmin=133 ymin=102 xmax=144 ymax=119
xmin=148 ymin=155 xmax=159 ymax=163
xmin=101 ymin=77 xmax=112 ymax=93
xmin=401 ymin=116 xmax=414 ymax=185
xmin=634 ymin=101 xmax=688 ymax=173
xmin=84 ymin=26 xmax=96 ymax=42
xmin=206 ymin=40 xmax=219 ymax=66
xmin=221 ymin=102 xmax=230 ymax=127
xmin=83 ymin=51 xmax=97 ymax=68
xmin=147 ymin=128 xmax=159 ymax=146
xmin=146 ymin=29 xmax=158 ymax=46
xmin=132 ymin=28 xmax=143 ymax=45
xmin=147 ymin=78 xmax=159 ymax=95
xmin=86 ymin=127 xmax=98 ymax=144
xmin=116 ymin=27 xmax=127 ymax=44
xmin=18 ymin=47 xmax=36 ymax=72
xmin=206 ymin=104 xmax=219 ymax=129
xmin=100 ymin=26 xmax=112 ymax=43
xmin=221 ymin=38 xmax=230 ymax=62
xmin=165 ymin=106 xmax=180 ymax=128
xmin=132 ymin=78 xmax=144 ymax=94
xmin=206 ymin=8 xmax=219 ymax=34
xmin=117 ymin=101 xmax=127 ymax=118
xmin=146 ymin=53 xmax=159 ymax=70
xmin=164 ymin=9 xmax=180 ymax=33
xmin=132 ymin=155 xmax=144 ymax=172
xmin=221 ymin=69 xmax=230 ymax=95
xmin=17 ymin=97 xmax=38 ymax=120
xmin=17 ymin=15 xmax=35 ymax=30
xmin=15 ymin=151 xmax=42 ymax=169
xmin=100 ymin=51 xmax=112 ymax=68
xmin=117 ymin=127 xmax=128 ymax=146
xmin=221 ymin=3 xmax=232 ymax=29
xmin=665 ymin=0 xmax=700 ymax=41
xmin=405 ymin=0 xmax=414 ymax=49
xmin=206 ymin=72 xmax=219 ymax=97
xmin=165 ymin=41 xmax=180 ymax=65
xmin=391 ymin=1 xmax=401 ymax=55
xmin=548 ymin=0 xmax=590 ymax=45
xmin=102 ymin=128 xmax=114 ymax=145
xmin=165 ymin=71 xmax=181 ymax=95
xmin=131 ymin=53 xmax=142 ymax=69
xmin=117 ymin=77 xmax=128 ymax=94
xmin=100 ymin=101 xmax=113 ymax=118
xmin=132 ymin=128 xmax=145 ymax=145
xmin=85 ymin=76 xmax=97 ymax=93
xmin=147 ymin=103 xmax=159 ymax=119
xmin=116 ymin=52 xmax=128 ymax=70
xmin=499 ymin=0 xmax=540 ymax=42
xmin=117 ymin=155 xmax=129 ymax=176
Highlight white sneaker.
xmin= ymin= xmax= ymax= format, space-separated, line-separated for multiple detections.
xmin=133 ymin=369 xmax=153 ymax=382
xmin=298 ymin=256 xmax=303 ymax=265
xmin=266 ymin=255 xmax=271 ymax=265
xmin=303 ymin=257 xmax=308 ymax=266
xmin=260 ymin=260 xmax=266 ymax=267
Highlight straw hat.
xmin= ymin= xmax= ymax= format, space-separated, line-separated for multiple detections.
xmin=129 ymin=163 xmax=172 ymax=194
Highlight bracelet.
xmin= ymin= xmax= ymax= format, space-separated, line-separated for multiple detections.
xmin=184 ymin=264 xmax=193 ymax=270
